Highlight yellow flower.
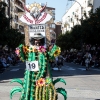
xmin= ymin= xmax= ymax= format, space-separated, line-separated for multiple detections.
xmin=23 ymin=46 xmax=28 ymax=54
xmin=54 ymin=47 xmax=61 ymax=57
xmin=32 ymin=46 xmax=38 ymax=52
xmin=28 ymin=46 xmax=38 ymax=52
xmin=46 ymin=77 xmax=52 ymax=84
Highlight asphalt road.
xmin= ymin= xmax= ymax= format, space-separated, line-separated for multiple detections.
xmin=0 ymin=62 xmax=100 ymax=100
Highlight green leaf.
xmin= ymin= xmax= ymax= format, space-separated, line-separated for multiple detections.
xmin=10 ymin=87 xmax=22 ymax=99
xmin=56 ymin=88 xmax=67 ymax=100
xmin=11 ymin=78 xmax=23 ymax=86
xmin=53 ymin=78 xmax=66 ymax=85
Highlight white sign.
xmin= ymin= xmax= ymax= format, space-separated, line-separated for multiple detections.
xmin=29 ymin=25 xmax=45 ymax=37
xmin=29 ymin=24 xmax=45 ymax=33
xmin=29 ymin=24 xmax=46 ymax=47
xmin=19 ymin=3 xmax=52 ymax=25
xmin=26 ymin=61 xmax=39 ymax=71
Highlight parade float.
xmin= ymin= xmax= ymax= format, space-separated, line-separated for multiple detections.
xmin=10 ymin=2 xmax=67 ymax=100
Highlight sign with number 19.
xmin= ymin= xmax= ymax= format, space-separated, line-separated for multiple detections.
xmin=26 ymin=61 xmax=39 ymax=71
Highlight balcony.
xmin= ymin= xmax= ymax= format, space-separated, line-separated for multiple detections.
xmin=87 ymin=0 xmax=93 ymax=7
xmin=18 ymin=0 xmax=25 ymax=3
xmin=88 ymin=3 xmax=93 ymax=7
xmin=19 ymin=25 xmax=24 ymax=32
xmin=15 ymin=0 xmax=24 ymax=12
xmin=15 ymin=4 xmax=24 ymax=12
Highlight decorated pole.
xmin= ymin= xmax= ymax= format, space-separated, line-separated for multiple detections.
xmin=10 ymin=2 xmax=67 ymax=100
xmin=24 ymin=25 xmax=30 ymax=46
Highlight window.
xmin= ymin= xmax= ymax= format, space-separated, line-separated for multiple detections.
xmin=45 ymin=24 xmax=49 ymax=27
xmin=52 ymin=24 xmax=55 ymax=28
xmin=52 ymin=10 xmax=55 ymax=14
xmin=19 ymin=25 xmax=24 ymax=31
xmin=52 ymin=33 xmax=56 ymax=38
xmin=15 ymin=24 xmax=18 ymax=29
xmin=71 ymin=18 xmax=73 ymax=22
xmin=10 ymin=3 xmax=13 ymax=11
xmin=50 ymin=24 xmax=55 ymax=28
xmin=15 ymin=15 xmax=18 ymax=22
xmin=87 ymin=0 xmax=93 ymax=7
xmin=52 ymin=15 xmax=55 ymax=20
xmin=14 ymin=7 xmax=18 ymax=13
xmin=50 ymin=30 xmax=53 ymax=32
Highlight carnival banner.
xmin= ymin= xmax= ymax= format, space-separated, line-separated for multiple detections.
xmin=19 ymin=3 xmax=52 ymax=25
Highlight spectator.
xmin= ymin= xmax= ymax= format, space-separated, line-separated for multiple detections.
xmin=57 ymin=54 xmax=64 ymax=70
xmin=7 ymin=55 xmax=13 ymax=65
xmin=1 ymin=55 xmax=9 ymax=68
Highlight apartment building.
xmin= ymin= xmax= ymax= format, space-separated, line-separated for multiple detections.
xmin=54 ymin=21 xmax=62 ymax=39
xmin=12 ymin=0 xmax=25 ymax=34
xmin=1 ymin=0 xmax=25 ymax=34
xmin=62 ymin=0 xmax=93 ymax=33
xmin=41 ymin=3 xmax=56 ymax=45
xmin=44 ymin=6 xmax=62 ymax=45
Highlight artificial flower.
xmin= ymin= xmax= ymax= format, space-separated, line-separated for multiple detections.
xmin=23 ymin=46 xmax=28 ymax=54
xmin=36 ymin=78 xmax=45 ymax=86
xmin=46 ymin=77 xmax=52 ymax=84
xmin=54 ymin=47 xmax=61 ymax=57
xmin=38 ymin=46 xmax=46 ymax=53
xmin=32 ymin=46 xmax=38 ymax=52
xmin=15 ymin=48 xmax=20 ymax=55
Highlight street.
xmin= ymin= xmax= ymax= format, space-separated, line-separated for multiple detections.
xmin=0 ymin=62 xmax=100 ymax=100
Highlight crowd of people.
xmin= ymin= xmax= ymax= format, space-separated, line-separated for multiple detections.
xmin=48 ymin=44 xmax=100 ymax=71
xmin=61 ymin=44 xmax=100 ymax=70
xmin=1 ymin=44 xmax=100 ymax=72
xmin=0 ymin=49 xmax=20 ymax=73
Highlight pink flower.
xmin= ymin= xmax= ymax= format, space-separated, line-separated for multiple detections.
xmin=38 ymin=46 xmax=46 ymax=53
xmin=36 ymin=78 xmax=45 ymax=86
xmin=15 ymin=48 xmax=20 ymax=55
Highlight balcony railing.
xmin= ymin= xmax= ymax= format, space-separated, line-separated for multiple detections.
xmin=18 ymin=0 xmax=25 ymax=3
xmin=15 ymin=0 xmax=24 ymax=11
xmin=15 ymin=4 xmax=24 ymax=12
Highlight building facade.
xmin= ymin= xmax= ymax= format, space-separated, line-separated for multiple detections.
xmin=1 ymin=0 xmax=25 ymax=34
xmin=11 ymin=0 xmax=25 ymax=34
xmin=44 ymin=5 xmax=56 ymax=45
xmin=0 ymin=1 xmax=56 ymax=46
xmin=54 ymin=21 xmax=62 ymax=39
xmin=62 ymin=0 xmax=93 ymax=33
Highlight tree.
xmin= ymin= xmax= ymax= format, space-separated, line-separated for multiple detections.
xmin=0 ymin=1 xmax=25 ymax=50
xmin=5 ymin=29 xmax=24 ymax=49
xmin=0 ymin=1 xmax=9 ymax=31
xmin=70 ymin=25 xmax=82 ymax=49
xmin=57 ymin=7 xmax=100 ymax=51
xmin=81 ymin=7 xmax=100 ymax=45
xmin=56 ymin=31 xmax=72 ymax=51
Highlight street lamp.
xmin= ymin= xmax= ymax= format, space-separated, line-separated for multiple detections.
xmin=68 ymin=0 xmax=82 ymax=20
